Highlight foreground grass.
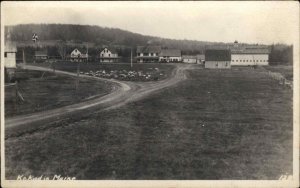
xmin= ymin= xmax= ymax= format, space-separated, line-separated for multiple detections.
xmin=5 ymin=69 xmax=115 ymax=117
xmin=5 ymin=68 xmax=292 ymax=179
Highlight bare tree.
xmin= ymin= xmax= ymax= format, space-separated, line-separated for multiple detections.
xmin=58 ymin=41 xmax=66 ymax=60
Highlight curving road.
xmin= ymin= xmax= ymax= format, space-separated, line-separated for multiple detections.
xmin=5 ymin=64 xmax=194 ymax=134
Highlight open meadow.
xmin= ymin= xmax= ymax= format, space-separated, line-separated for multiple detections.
xmin=5 ymin=66 xmax=292 ymax=180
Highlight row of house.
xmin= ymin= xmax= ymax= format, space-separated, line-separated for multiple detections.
xmin=34 ymin=47 xmax=119 ymax=63
xmin=135 ymin=46 xmax=205 ymax=63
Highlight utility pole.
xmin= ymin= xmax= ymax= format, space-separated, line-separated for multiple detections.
xmin=131 ymin=47 xmax=133 ymax=68
xmin=22 ymin=49 xmax=26 ymax=65
xmin=87 ymin=44 xmax=89 ymax=63
xmin=76 ymin=55 xmax=80 ymax=91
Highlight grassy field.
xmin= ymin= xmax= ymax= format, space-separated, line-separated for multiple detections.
xmin=5 ymin=68 xmax=292 ymax=180
xmin=5 ymin=69 xmax=115 ymax=117
xmin=263 ymin=65 xmax=293 ymax=81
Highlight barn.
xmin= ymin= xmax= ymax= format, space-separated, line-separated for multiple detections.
xmin=231 ymin=48 xmax=270 ymax=66
xmin=205 ymin=49 xmax=231 ymax=69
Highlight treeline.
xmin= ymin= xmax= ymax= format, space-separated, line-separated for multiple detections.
xmin=269 ymin=44 xmax=293 ymax=65
xmin=6 ymin=24 xmax=217 ymax=51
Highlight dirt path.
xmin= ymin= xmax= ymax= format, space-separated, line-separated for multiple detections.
xmin=5 ymin=64 xmax=194 ymax=134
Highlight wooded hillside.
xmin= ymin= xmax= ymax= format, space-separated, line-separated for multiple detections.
xmin=6 ymin=24 xmax=293 ymax=64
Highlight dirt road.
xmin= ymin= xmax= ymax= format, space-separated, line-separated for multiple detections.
xmin=5 ymin=64 xmax=194 ymax=135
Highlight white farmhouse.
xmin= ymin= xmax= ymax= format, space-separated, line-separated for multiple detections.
xmin=136 ymin=46 xmax=161 ymax=63
xmin=69 ymin=48 xmax=88 ymax=62
xmin=159 ymin=49 xmax=181 ymax=63
xmin=99 ymin=47 xmax=118 ymax=63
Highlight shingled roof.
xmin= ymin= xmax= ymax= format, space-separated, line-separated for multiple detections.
xmin=137 ymin=46 xmax=161 ymax=53
xmin=101 ymin=47 xmax=117 ymax=54
xmin=205 ymin=49 xmax=231 ymax=61
xmin=231 ymin=48 xmax=270 ymax=54
xmin=159 ymin=49 xmax=181 ymax=57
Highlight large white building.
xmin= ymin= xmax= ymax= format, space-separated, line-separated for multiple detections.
xmin=231 ymin=48 xmax=270 ymax=66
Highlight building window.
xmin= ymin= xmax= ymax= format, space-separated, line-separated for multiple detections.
xmin=246 ymin=60 xmax=248 ymax=62
xmin=250 ymin=60 xmax=252 ymax=62
xmin=109 ymin=54 xmax=110 ymax=57
xmin=4 ymin=52 xmax=7 ymax=58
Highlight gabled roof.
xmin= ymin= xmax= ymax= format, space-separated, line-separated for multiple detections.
xmin=159 ymin=49 xmax=181 ymax=57
xmin=101 ymin=47 xmax=117 ymax=54
xmin=196 ymin=54 xmax=205 ymax=59
xmin=137 ymin=46 xmax=161 ymax=53
xmin=4 ymin=42 xmax=17 ymax=52
xmin=70 ymin=48 xmax=88 ymax=54
xmin=231 ymin=48 xmax=270 ymax=54
xmin=205 ymin=49 xmax=231 ymax=61
xmin=182 ymin=55 xmax=197 ymax=59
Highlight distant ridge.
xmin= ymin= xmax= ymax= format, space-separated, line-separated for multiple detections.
xmin=5 ymin=24 xmax=255 ymax=52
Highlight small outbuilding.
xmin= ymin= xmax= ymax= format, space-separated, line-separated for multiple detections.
xmin=182 ymin=55 xmax=197 ymax=64
xmin=196 ymin=54 xmax=205 ymax=64
xmin=205 ymin=49 xmax=231 ymax=69
xmin=4 ymin=41 xmax=17 ymax=82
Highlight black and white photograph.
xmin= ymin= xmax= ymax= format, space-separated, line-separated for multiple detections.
xmin=1 ymin=1 xmax=299 ymax=188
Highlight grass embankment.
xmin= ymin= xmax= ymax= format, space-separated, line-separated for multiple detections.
xmin=6 ymin=68 xmax=292 ymax=180
xmin=5 ymin=69 xmax=115 ymax=117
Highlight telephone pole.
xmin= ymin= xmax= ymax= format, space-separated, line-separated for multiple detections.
xmin=130 ymin=47 xmax=133 ymax=68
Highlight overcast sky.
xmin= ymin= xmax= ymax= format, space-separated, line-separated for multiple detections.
xmin=2 ymin=1 xmax=299 ymax=45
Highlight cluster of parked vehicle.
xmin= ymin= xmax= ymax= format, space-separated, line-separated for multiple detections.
xmin=80 ymin=68 xmax=165 ymax=81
